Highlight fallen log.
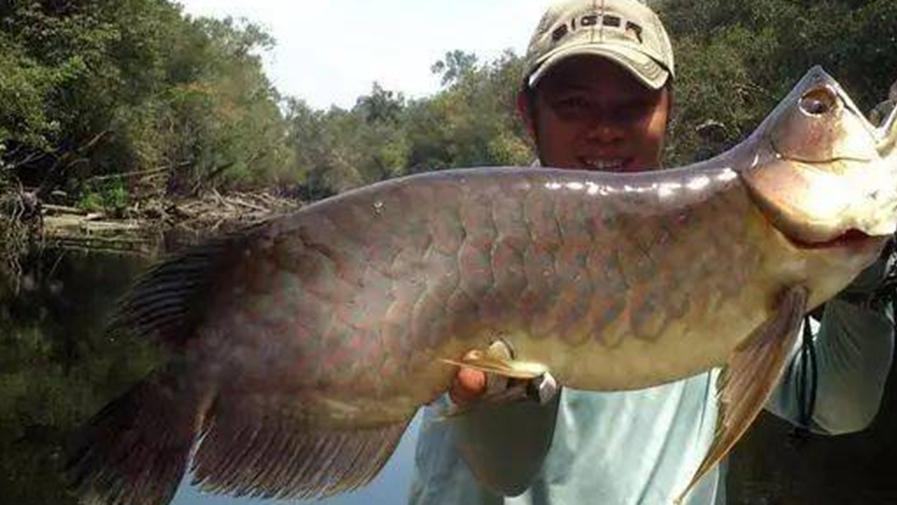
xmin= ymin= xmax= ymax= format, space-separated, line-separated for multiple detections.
xmin=4 ymin=187 xmax=300 ymax=257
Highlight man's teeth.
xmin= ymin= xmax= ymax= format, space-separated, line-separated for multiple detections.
xmin=584 ymin=158 xmax=624 ymax=170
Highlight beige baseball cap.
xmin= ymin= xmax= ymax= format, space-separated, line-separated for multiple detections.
xmin=524 ymin=0 xmax=675 ymax=90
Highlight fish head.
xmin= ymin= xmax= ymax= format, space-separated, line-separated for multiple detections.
xmin=742 ymin=66 xmax=897 ymax=251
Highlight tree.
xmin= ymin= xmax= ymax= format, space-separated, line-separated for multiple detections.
xmin=656 ymin=0 xmax=897 ymax=165
xmin=287 ymin=83 xmax=411 ymax=199
xmin=0 ymin=0 xmax=296 ymax=201
xmin=406 ymin=49 xmax=533 ymax=171
xmin=431 ymin=50 xmax=480 ymax=87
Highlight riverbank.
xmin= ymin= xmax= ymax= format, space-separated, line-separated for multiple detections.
xmin=0 ymin=186 xmax=301 ymax=290
xmin=38 ymin=189 xmax=300 ymax=255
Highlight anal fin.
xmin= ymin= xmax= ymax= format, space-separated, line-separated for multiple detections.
xmin=191 ymin=394 xmax=413 ymax=500
xmin=676 ymin=285 xmax=809 ymax=504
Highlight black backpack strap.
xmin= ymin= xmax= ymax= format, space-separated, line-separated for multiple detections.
xmin=788 ymin=315 xmax=818 ymax=446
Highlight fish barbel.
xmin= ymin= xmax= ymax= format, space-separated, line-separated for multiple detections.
xmin=70 ymin=67 xmax=897 ymax=505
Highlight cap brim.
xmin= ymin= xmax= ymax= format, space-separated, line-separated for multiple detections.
xmin=529 ymin=43 xmax=670 ymax=90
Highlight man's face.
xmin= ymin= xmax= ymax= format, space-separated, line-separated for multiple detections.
xmin=520 ymin=55 xmax=670 ymax=172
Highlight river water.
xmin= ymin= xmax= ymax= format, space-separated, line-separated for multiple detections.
xmin=1 ymin=250 xmax=895 ymax=504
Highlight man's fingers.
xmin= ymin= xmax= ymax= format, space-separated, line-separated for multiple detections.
xmin=449 ymin=367 xmax=487 ymax=406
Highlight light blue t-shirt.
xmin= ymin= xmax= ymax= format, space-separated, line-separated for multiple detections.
xmin=409 ymin=290 xmax=894 ymax=505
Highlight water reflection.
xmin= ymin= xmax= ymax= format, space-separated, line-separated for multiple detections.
xmin=0 ymin=250 xmax=154 ymax=505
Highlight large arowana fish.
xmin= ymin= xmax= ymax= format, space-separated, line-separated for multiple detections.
xmin=70 ymin=66 xmax=897 ymax=505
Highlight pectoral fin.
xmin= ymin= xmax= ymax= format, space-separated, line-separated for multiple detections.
xmin=676 ymin=286 xmax=809 ymax=504
xmin=440 ymin=340 xmax=548 ymax=380
xmin=437 ymin=340 xmax=552 ymax=419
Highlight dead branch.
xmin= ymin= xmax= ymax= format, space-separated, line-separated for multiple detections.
xmin=42 ymin=204 xmax=88 ymax=215
xmin=87 ymin=167 xmax=170 ymax=183
xmin=7 ymin=182 xmax=299 ymax=259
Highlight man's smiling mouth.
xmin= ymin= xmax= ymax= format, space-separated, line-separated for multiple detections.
xmin=579 ymin=157 xmax=629 ymax=171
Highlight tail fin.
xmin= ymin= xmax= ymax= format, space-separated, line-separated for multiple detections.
xmin=67 ymin=366 xmax=206 ymax=505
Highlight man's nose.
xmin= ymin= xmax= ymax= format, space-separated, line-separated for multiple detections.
xmin=584 ymin=118 xmax=625 ymax=144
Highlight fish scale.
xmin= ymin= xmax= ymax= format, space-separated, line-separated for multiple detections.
xmin=222 ymin=168 xmax=758 ymax=396
xmin=187 ymin=168 xmax=756 ymax=412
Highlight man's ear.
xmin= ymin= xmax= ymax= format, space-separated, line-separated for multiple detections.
xmin=516 ymin=89 xmax=536 ymax=139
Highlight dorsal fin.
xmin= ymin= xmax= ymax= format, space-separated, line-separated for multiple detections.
xmin=108 ymin=222 xmax=268 ymax=347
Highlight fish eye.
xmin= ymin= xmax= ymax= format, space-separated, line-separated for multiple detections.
xmin=799 ymin=86 xmax=837 ymax=116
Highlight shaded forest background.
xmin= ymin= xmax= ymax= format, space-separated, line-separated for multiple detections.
xmin=1 ymin=0 xmax=897 ymax=504
xmin=2 ymin=0 xmax=896 ymax=205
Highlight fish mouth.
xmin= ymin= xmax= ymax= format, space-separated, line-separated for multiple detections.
xmin=784 ymin=228 xmax=876 ymax=250
xmin=750 ymin=149 xmax=895 ymax=251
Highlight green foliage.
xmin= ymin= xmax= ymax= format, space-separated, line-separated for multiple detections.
xmin=158 ymin=17 xmax=293 ymax=193
xmin=0 ymin=0 xmax=293 ymax=197
xmin=288 ymin=49 xmax=534 ymax=198
xmin=406 ymin=49 xmax=533 ymax=171
xmin=658 ymin=0 xmax=897 ymax=165
xmin=0 ymin=34 xmax=64 ymax=148
xmin=287 ymin=93 xmax=409 ymax=198
xmin=76 ymin=180 xmax=129 ymax=213
xmin=3 ymin=0 xmax=895 ymax=202
xmin=431 ymin=49 xmax=480 ymax=87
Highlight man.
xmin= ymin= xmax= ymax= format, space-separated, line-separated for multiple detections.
xmin=409 ymin=1 xmax=895 ymax=504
